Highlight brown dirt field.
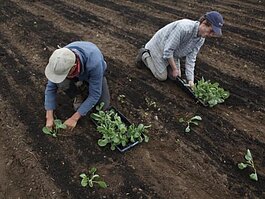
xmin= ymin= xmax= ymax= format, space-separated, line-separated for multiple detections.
xmin=0 ymin=0 xmax=264 ymax=198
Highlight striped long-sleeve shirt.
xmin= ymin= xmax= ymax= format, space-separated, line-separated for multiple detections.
xmin=145 ymin=19 xmax=205 ymax=81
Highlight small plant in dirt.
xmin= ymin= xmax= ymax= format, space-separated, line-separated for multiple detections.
xmin=179 ymin=115 xmax=202 ymax=133
xmin=127 ymin=124 xmax=150 ymax=143
xmin=42 ymin=119 xmax=66 ymax=137
xmin=238 ymin=149 xmax=258 ymax=181
xmin=91 ymin=103 xmax=150 ymax=150
xmin=145 ymin=97 xmax=157 ymax=108
xmin=80 ymin=167 xmax=107 ymax=188
xmin=117 ymin=94 xmax=126 ymax=104
xmin=193 ymin=77 xmax=230 ymax=107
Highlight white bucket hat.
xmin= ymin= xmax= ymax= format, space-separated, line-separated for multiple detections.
xmin=45 ymin=48 xmax=76 ymax=83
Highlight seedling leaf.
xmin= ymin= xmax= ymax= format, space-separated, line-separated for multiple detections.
xmin=179 ymin=118 xmax=184 ymax=123
xmin=190 ymin=121 xmax=199 ymax=126
xmin=238 ymin=163 xmax=248 ymax=170
xmin=81 ymin=179 xmax=88 ymax=187
xmin=97 ymin=181 xmax=108 ymax=188
xmin=80 ymin=173 xmax=87 ymax=178
xmin=192 ymin=116 xmax=202 ymax=120
xmin=42 ymin=127 xmax=52 ymax=135
xmin=89 ymin=167 xmax=97 ymax=174
xmin=98 ymin=139 xmax=108 ymax=146
xmin=88 ymin=180 xmax=93 ymax=187
xmin=185 ymin=126 xmax=190 ymax=133
xmin=244 ymin=149 xmax=253 ymax=161
xmin=249 ymin=173 xmax=258 ymax=181
xmin=144 ymin=134 xmax=149 ymax=142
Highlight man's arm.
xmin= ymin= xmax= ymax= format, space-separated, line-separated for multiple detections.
xmin=168 ymin=57 xmax=181 ymax=78
xmin=44 ymin=80 xmax=58 ymax=128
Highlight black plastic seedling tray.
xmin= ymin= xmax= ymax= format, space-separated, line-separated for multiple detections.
xmin=175 ymin=77 xmax=208 ymax=107
xmin=91 ymin=106 xmax=141 ymax=152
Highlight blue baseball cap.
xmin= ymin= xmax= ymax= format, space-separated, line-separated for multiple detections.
xmin=205 ymin=11 xmax=224 ymax=36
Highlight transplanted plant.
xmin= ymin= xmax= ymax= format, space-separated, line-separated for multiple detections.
xmin=238 ymin=149 xmax=258 ymax=181
xmin=127 ymin=123 xmax=150 ymax=143
xmin=91 ymin=103 xmax=150 ymax=150
xmin=80 ymin=167 xmax=107 ymax=188
xmin=42 ymin=119 xmax=66 ymax=137
xmin=179 ymin=115 xmax=202 ymax=133
xmin=193 ymin=77 xmax=230 ymax=107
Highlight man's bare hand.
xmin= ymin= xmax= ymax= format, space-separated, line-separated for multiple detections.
xmin=188 ymin=80 xmax=195 ymax=88
xmin=64 ymin=112 xmax=81 ymax=130
xmin=171 ymin=68 xmax=181 ymax=79
xmin=46 ymin=118 xmax=54 ymax=130
xmin=46 ymin=110 xmax=54 ymax=130
xmin=64 ymin=117 xmax=77 ymax=130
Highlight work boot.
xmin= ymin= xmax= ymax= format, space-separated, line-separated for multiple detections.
xmin=135 ymin=48 xmax=149 ymax=68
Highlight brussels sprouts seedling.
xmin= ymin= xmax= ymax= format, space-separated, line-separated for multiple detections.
xmin=117 ymin=94 xmax=126 ymax=104
xmin=91 ymin=103 xmax=150 ymax=151
xmin=193 ymin=77 xmax=230 ymax=107
xmin=80 ymin=167 xmax=107 ymax=188
xmin=42 ymin=119 xmax=66 ymax=137
xmin=179 ymin=115 xmax=202 ymax=133
xmin=238 ymin=149 xmax=258 ymax=181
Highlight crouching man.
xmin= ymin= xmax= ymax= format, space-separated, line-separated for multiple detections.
xmin=44 ymin=41 xmax=110 ymax=130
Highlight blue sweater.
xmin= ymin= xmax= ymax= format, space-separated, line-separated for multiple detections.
xmin=44 ymin=41 xmax=107 ymax=116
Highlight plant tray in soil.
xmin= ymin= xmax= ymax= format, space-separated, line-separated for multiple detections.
xmin=175 ymin=77 xmax=208 ymax=107
xmin=91 ymin=106 xmax=142 ymax=152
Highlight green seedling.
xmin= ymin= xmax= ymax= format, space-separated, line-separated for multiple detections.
xmin=179 ymin=115 xmax=202 ymax=133
xmin=80 ymin=167 xmax=107 ymax=188
xmin=127 ymin=124 xmax=150 ymax=143
xmin=145 ymin=97 xmax=157 ymax=108
xmin=238 ymin=149 xmax=258 ymax=181
xmin=42 ymin=119 xmax=66 ymax=137
xmin=117 ymin=94 xmax=126 ymax=104
xmin=91 ymin=103 xmax=150 ymax=150
xmin=193 ymin=77 xmax=230 ymax=107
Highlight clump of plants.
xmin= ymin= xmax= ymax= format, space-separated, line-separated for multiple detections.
xmin=80 ymin=167 xmax=107 ymax=188
xmin=42 ymin=119 xmax=66 ymax=137
xmin=193 ymin=77 xmax=230 ymax=107
xmin=238 ymin=149 xmax=258 ymax=181
xmin=91 ymin=103 xmax=150 ymax=150
xmin=117 ymin=94 xmax=126 ymax=104
xmin=179 ymin=115 xmax=202 ymax=133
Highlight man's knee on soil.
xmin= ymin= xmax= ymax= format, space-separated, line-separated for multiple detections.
xmin=154 ymin=71 xmax=167 ymax=81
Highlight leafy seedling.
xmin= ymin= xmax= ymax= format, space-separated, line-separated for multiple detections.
xmin=193 ymin=77 xmax=230 ymax=107
xmin=179 ymin=115 xmax=202 ymax=133
xmin=117 ymin=94 xmax=126 ymax=104
xmin=145 ymin=97 xmax=157 ymax=108
xmin=91 ymin=103 xmax=150 ymax=151
xmin=42 ymin=119 xmax=66 ymax=137
xmin=238 ymin=149 xmax=258 ymax=181
xmin=80 ymin=167 xmax=107 ymax=188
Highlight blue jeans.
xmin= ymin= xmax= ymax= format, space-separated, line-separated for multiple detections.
xmin=57 ymin=77 xmax=110 ymax=110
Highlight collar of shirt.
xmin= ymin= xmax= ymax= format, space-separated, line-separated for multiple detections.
xmin=70 ymin=48 xmax=84 ymax=75
xmin=67 ymin=53 xmax=80 ymax=78
xmin=193 ymin=21 xmax=201 ymax=38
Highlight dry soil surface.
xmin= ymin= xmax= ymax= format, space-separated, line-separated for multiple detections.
xmin=0 ymin=0 xmax=264 ymax=199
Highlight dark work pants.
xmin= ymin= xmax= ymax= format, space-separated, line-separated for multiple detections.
xmin=57 ymin=77 xmax=110 ymax=110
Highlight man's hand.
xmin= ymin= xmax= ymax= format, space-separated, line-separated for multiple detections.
xmin=168 ymin=57 xmax=181 ymax=79
xmin=64 ymin=112 xmax=81 ymax=130
xmin=46 ymin=118 xmax=54 ymax=130
xmin=64 ymin=117 xmax=78 ymax=130
xmin=171 ymin=68 xmax=181 ymax=79
xmin=188 ymin=80 xmax=195 ymax=88
xmin=46 ymin=110 xmax=54 ymax=130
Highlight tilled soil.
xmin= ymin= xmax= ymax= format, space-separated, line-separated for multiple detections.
xmin=0 ymin=0 xmax=264 ymax=199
